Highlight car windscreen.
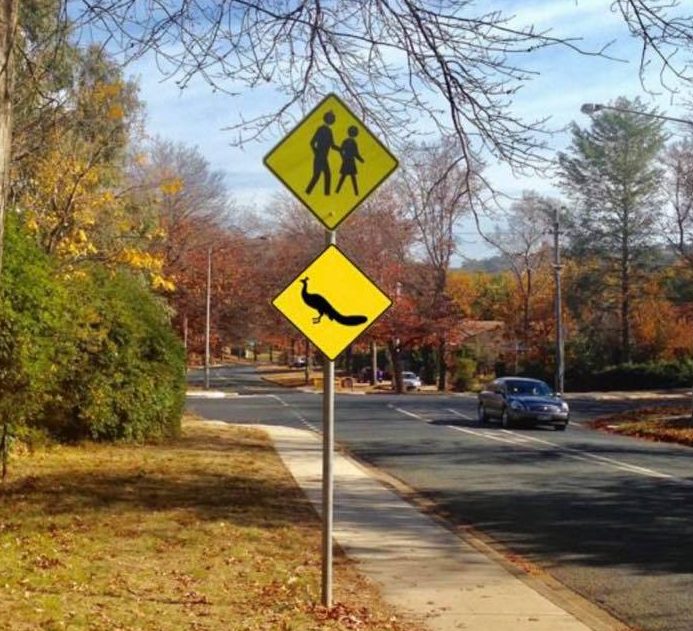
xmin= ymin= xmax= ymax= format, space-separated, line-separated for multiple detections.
xmin=505 ymin=380 xmax=553 ymax=396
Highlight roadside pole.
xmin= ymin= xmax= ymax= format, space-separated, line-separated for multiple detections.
xmin=322 ymin=229 xmax=335 ymax=607
xmin=264 ymin=93 xmax=398 ymax=612
xmin=204 ymin=247 xmax=212 ymax=390
xmin=553 ymin=208 xmax=564 ymax=394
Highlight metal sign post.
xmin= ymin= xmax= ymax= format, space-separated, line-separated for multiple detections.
xmin=264 ymin=93 xmax=398 ymax=612
xmin=321 ymin=229 xmax=336 ymax=607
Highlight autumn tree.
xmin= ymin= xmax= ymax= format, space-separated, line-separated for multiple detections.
xmin=559 ymin=97 xmax=667 ymax=363
xmin=491 ymin=191 xmax=554 ymax=352
xmin=396 ymin=139 xmax=474 ymax=390
xmin=1 ymin=1 xmax=690 ymax=273
xmin=339 ymin=187 xmax=416 ymax=388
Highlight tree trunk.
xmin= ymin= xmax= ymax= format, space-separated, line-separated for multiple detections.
xmin=621 ymin=238 xmax=631 ymax=363
xmin=437 ymin=337 xmax=447 ymax=391
xmin=304 ymin=338 xmax=310 ymax=384
xmin=1 ymin=420 xmax=8 ymax=481
xmin=345 ymin=344 xmax=353 ymax=375
xmin=524 ymin=268 xmax=532 ymax=350
xmin=370 ymin=340 xmax=378 ymax=386
xmin=0 ymin=0 xmax=18 ymax=274
xmin=388 ymin=339 xmax=403 ymax=394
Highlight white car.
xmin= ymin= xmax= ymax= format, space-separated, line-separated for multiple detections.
xmin=402 ymin=371 xmax=422 ymax=391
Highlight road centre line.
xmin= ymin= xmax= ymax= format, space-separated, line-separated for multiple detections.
xmin=385 ymin=404 xmax=684 ymax=483
xmin=499 ymin=430 xmax=677 ymax=480
xmin=443 ymin=409 xmax=677 ymax=480
xmin=393 ymin=405 xmax=525 ymax=445
xmin=390 ymin=405 xmax=429 ymax=421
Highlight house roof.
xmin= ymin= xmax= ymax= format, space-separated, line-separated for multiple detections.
xmin=459 ymin=320 xmax=505 ymax=341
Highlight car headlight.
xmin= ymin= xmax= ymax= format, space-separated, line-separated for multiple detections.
xmin=510 ymin=400 xmax=525 ymax=411
xmin=560 ymin=401 xmax=569 ymax=412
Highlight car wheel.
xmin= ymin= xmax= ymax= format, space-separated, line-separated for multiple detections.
xmin=501 ymin=408 xmax=513 ymax=429
xmin=555 ymin=422 xmax=568 ymax=431
xmin=478 ymin=404 xmax=488 ymax=424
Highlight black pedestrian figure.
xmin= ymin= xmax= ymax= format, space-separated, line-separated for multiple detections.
xmin=305 ymin=111 xmax=338 ymax=195
xmin=336 ymin=126 xmax=364 ymax=195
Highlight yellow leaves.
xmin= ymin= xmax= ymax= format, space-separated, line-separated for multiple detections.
xmin=159 ymin=177 xmax=184 ymax=196
xmin=91 ymin=81 xmax=127 ymax=122
xmin=118 ymin=249 xmax=175 ymax=292
xmin=25 ymin=216 xmax=39 ymax=233
xmin=93 ymin=81 xmax=123 ymax=101
xmin=106 ymin=104 xmax=125 ymax=121
xmin=152 ymin=275 xmax=176 ymax=293
xmin=119 ymin=248 xmax=162 ymax=271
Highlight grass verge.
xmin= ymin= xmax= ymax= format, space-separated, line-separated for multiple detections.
xmin=0 ymin=419 xmax=425 ymax=631
xmin=590 ymin=405 xmax=693 ymax=447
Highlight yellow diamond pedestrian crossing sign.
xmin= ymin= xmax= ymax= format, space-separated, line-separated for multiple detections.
xmin=263 ymin=94 xmax=398 ymax=230
xmin=272 ymin=245 xmax=391 ymax=360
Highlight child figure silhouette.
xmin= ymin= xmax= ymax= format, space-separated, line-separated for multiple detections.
xmin=336 ymin=126 xmax=364 ymax=195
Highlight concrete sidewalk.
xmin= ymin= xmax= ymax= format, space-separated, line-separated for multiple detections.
xmin=258 ymin=423 xmax=623 ymax=631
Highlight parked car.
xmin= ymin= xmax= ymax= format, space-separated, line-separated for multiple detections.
xmin=477 ymin=377 xmax=569 ymax=430
xmin=359 ymin=366 xmax=384 ymax=383
xmin=402 ymin=371 xmax=422 ymax=391
xmin=291 ymin=356 xmax=306 ymax=368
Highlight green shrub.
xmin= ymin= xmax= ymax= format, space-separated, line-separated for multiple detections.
xmin=566 ymin=360 xmax=693 ymax=391
xmin=0 ymin=215 xmax=72 ymax=472
xmin=454 ymin=357 xmax=477 ymax=391
xmin=47 ymin=267 xmax=185 ymax=441
xmin=1 ymin=215 xmax=185 ymax=454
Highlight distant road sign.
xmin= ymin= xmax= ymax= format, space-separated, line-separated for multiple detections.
xmin=263 ymin=94 xmax=399 ymax=230
xmin=272 ymin=245 xmax=391 ymax=360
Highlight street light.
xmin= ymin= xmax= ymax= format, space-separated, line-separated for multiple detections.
xmin=581 ymin=103 xmax=693 ymax=128
xmin=203 ymin=235 xmax=268 ymax=390
xmin=551 ymin=207 xmax=564 ymax=395
xmin=204 ymin=246 xmax=212 ymax=390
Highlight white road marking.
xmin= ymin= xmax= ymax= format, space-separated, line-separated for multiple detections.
xmin=392 ymin=406 xmax=429 ymax=421
xmin=500 ymin=430 xmax=676 ymax=480
xmin=442 ymin=407 xmax=680 ymax=482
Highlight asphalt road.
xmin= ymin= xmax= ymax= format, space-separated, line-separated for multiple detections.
xmin=187 ymin=365 xmax=693 ymax=631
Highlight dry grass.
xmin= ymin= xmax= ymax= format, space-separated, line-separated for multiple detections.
xmin=590 ymin=405 xmax=693 ymax=447
xmin=0 ymin=420 xmax=425 ymax=631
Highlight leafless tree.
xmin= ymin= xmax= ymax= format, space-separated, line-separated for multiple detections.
xmin=397 ymin=138 xmax=474 ymax=390
xmin=128 ymin=137 xmax=233 ymax=270
xmin=0 ymin=1 xmax=692 ymax=273
xmin=490 ymin=191 xmax=554 ymax=350
xmin=614 ymin=0 xmax=693 ymax=93
xmin=663 ymin=138 xmax=693 ymax=266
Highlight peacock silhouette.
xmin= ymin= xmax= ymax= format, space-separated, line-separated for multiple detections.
xmin=300 ymin=277 xmax=367 ymax=326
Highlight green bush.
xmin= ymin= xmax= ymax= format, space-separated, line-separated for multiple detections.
xmin=0 ymin=215 xmax=71 ymax=470
xmin=453 ymin=357 xmax=477 ymax=392
xmin=1 ymin=215 xmax=185 ymax=452
xmin=566 ymin=360 xmax=693 ymax=391
xmin=46 ymin=267 xmax=185 ymax=441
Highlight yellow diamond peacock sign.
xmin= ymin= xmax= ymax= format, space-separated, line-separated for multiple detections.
xmin=272 ymin=245 xmax=392 ymax=360
xmin=263 ymin=94 xmax=399 ymax=230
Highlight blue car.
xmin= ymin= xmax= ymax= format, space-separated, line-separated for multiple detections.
xmin=477 ymin=377 xmax=569 ymax=431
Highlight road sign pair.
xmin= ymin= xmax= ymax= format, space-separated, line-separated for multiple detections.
xmin=265 ymin=94 xmax=398 ymax=359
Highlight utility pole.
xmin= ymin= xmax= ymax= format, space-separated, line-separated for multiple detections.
xmin=552 ymin=207 xmax=565 ymax=394
xmin=204 ymin=247 xmax=211 ymax=390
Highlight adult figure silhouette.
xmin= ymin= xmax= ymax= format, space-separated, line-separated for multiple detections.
xmin=305 ymin=111 xmax=338 ymax=196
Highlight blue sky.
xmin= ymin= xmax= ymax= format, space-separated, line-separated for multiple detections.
xmin=127 ymin=0 xmax=691 ymax=259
